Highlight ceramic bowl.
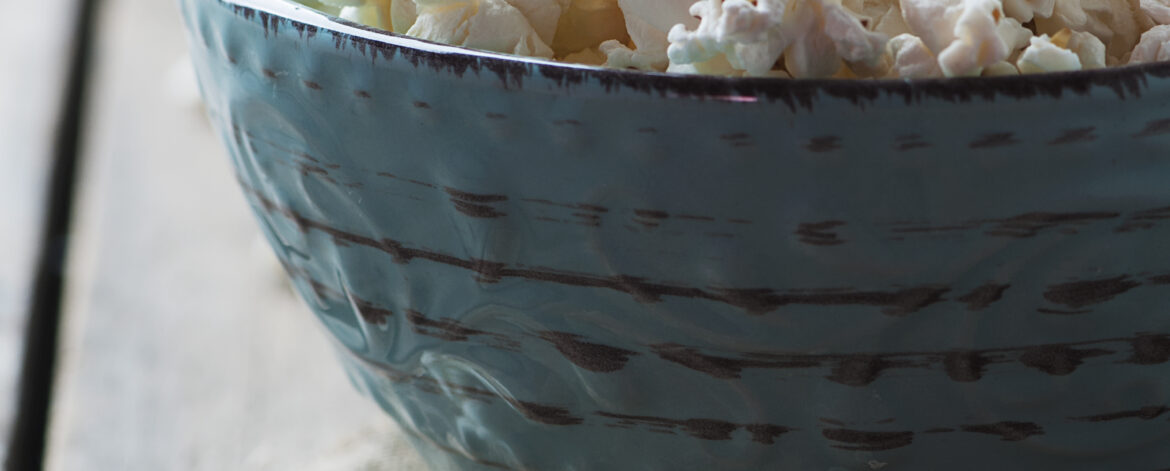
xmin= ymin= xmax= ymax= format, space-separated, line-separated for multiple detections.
xmin=180 ymin=0 xmax=1170 ymax=468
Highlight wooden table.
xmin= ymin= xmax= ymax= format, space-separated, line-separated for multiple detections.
xmin=2 ymin=0 xmax=424 ymax=468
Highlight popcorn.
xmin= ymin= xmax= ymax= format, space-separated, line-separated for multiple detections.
xmin=1067 ymin=29 xmax=1108 ymax=68
xmin=601 ymin=0 xmax=699 ymax=70
xmin=1143 ymin=0 xmax=1170 ymax=24
xmin=887 ymin=33 xmax=942 ymax=78
xmin=407 ymin=0 xmax=556 ymax=58
xmin=296 ymin=0 xmax=1170 ymax=78
xmin=900 ymin=0 xmax=1030 ymax=77
xmin=1129 ymin=24 xmax=1170 ymax=63
xmin=982 ymin=60 xmax=1021 ymax=75
xmin=1017 ymin=32 xmax=1082 ymax=73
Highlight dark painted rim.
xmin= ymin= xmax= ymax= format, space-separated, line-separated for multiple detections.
xmin=219 ymin=0 xmax=1170 ymax=102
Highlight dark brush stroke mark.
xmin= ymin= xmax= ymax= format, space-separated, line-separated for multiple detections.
xmin=520 ymin=198 xmax=609 ymax=213
xmin=237 ymin=185 xmax=1148 ymax=322
xmin=595 ymin=413 xmax=737 ymax=441
xmin=1047 ymin=127 xmax=1097 ymax=145
xmin=444 ymin=187 xmax=508 ymax=203
xmin=828 ymin=356 xmax=923 ymax=387
xmin=302 ymin=80 xmax=323 ymax=90
xmin=956 ymin=283 xmax=1010 ymax=311
xmin=819 ymin=418 xmax=847 ymax=426
xmin=1131 ymin=206 xmax=1170 ymax=220
xmin=352 ymin=355 xmax=583 ymax=426
xmin=412 ymin=101 xmax=431 ymax=109
xmin=637 ymin=127 xmax=657 ymax=134
xmin=1071 ymin=405 xmax=1169 ymax=422
xmin=960 ymin=422 xmax=1044 ymax=441
xmin=297 ymin=163 xmax=328 ymax=177
xmin=894 ymin=134 xmax=931 ymax=151
xmin=1133 ymin=118 xmax=1170 ymax=138
xmin=745 ymin=424 xmax=792 ymax=444
xmin=1147 ymin=274 xmax=1170 ymax=285
xmin=553 ymin=119 xmax=582 ymax=126
xmin=822 ymin=429 xmax=914 ymax=451
xmin=1018 ymin=345 xmax=1113 ymax=375
xmin=677 ymin=214 xmax=716 ymax=222
xmin=1116 ymin=221 xmax=1156 ymax=233
xmin=452 ymin=200 xmax=505 ymax=218
xmin=354 ymin=90 xmax=372 ymax=99
xmin=485 ymin=112 xmax=507 ymax=119
xmin=715 ymin=285 xmax=950 ymax=317
xmin=983 ymin=211 xmax=1119 ymax=238
xmin=446 ymin=187 xmax=508 ymax=219
xmin=807 ymin=136 xmax=842 ymax=153
xmin=595 ymin=412 xmax=789 ymax=444
xmin=728 ymin=218 xmax=752 ymax=224
xmin=506 ymin=399 xmax=584 ymax=425
xmin=353 ymin=299 xmax=394 ymax=325
xmin=538 ymin=332 xmax=637 ymax=373
xmin=1128 ymin=334 xmax=1170 ymax=364
xmin=796 ymin=221 xmax=846 ymax=246
xmin=943 ymin=351 xmax=997 ymax=382
xmin=406 ymin=309 xmax=489 ymax=341
xmin=650 ymin=332 xmax=1164 ymax=385
xmin=375 ymin=172 xmax=437 ymax=189
xmin=634 ymin=209 xmax=669 ymax=219
xmin=650 ymin=343 xmax=804 ymax=379
xmin=922 ymin=428 xmax=954 ymax=434
xmin=1043 ymin=275 xmax=1141 ymax=309
xmin=969 ymin=132 xmax=1019 ymax=149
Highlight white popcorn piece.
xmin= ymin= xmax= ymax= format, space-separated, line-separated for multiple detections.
xmin=1035 ymin=0 xmax=1151 ymax=59
xmin=1066 ymin=29 xmax=1108 ymax=68
xmin=339 ymin=1 xmax=393 ymax=29
xmin=823 ymin=0 xmax=889 ymax=65
xmin=1017 ymin=32 xmax=1082 ymax=73
xmin=391 ymin=0 xmax=418 ymax=33
xmin=982 ymin=60 xmax=1020 ymax=75
xmin=668 ymin=0 xmax=886 ymax=78
xmin=886 ymin=33 xmax=942 ymax=78
xmin=1144 ymin=0 xmax=1170 ymax=24
xmin=604 ymin=0 xmax=699 ymax=70
xmin=666 ymin=53 xmax=745 ymax=75
xmin=666 ymin=0 xmax=796 ymax=76
xmin=1129 ymin=24 xmax=1170 ymax=62
xmin=407 ymin=0 xmax=556 ymax=58
xmin=600 ymin=39 xmax=662 ymax=69
xmin=900 ymin=0 xmax=1028 ymax=77
xmin=1001 ymin=0 xmax=1055 ymax=23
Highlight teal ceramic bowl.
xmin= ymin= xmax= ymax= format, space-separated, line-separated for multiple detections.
xmin=180 ymin=0 xmax=1170 ymax=469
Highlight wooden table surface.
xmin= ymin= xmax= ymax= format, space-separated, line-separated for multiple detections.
xmin=2 ymin=0 xmax=424 ymax=468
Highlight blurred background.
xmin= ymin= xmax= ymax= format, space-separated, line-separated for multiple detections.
xmin=1 ymin=0 xmax=423 ymax=469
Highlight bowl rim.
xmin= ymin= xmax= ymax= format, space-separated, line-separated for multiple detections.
xmin=216 ymin=0 xmax=1170 ymax=103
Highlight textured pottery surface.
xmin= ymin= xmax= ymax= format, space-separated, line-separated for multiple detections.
xmin=180 ymin=0 xmax=1170 ymax=469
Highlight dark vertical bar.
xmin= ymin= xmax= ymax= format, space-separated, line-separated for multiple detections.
xmin=5 ymin=0 xmax=101 ymax=468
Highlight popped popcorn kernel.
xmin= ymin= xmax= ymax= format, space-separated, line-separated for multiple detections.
xmin=298 ymin=0 xmax=1170 ymax=78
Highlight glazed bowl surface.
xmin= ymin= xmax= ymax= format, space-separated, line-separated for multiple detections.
xmin=180 ymin=1 xmax=1170 ymax=469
